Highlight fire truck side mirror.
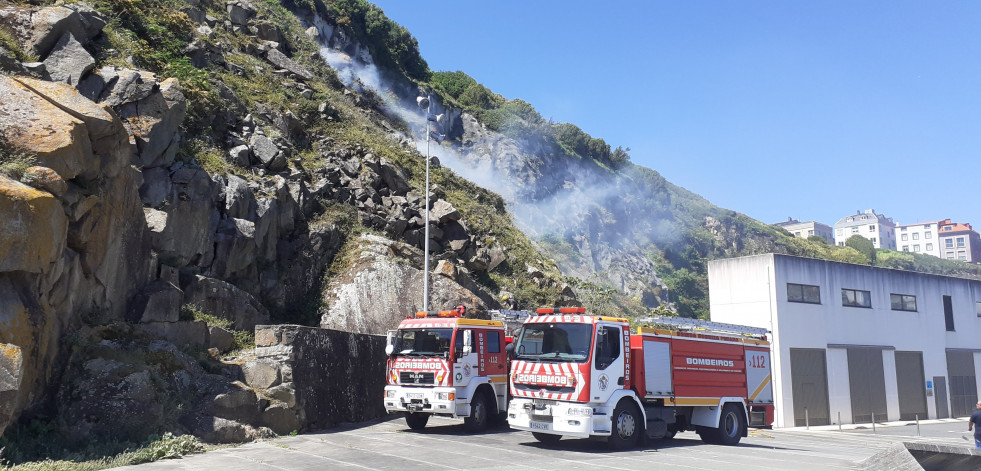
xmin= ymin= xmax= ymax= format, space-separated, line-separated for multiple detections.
xmin=463 ymin=330 xmax=473 ymax=355
xmin=385 ymin=330 xmax=396 ymax=356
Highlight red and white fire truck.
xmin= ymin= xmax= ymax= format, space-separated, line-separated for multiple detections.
xmin=383 ymin=307 xmax=520 ymax=431
xmin=507 ymin=308 xmax=772 ymax=449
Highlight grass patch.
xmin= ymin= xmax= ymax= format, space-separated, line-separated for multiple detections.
xmin=0 ymin=131 xmax=38 ymax=182
xmin=0 ymin=428 xmax=204 ymax=471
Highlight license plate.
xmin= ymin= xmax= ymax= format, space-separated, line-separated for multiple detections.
xmin=406 ymin=393 xmax=424 ymax=399
xmin=530 ymin=422 xmax=551 ymax=430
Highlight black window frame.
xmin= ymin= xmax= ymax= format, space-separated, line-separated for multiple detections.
xmin=787 ymin=283 xmax=821 ymax=304
xmin=841 ymin=288 xmax=872 ymax=308
xmin=890 ymin=293 xmax=917 ymax=312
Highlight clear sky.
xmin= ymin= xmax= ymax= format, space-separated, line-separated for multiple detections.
xmin=371 ymin=1 xmax=981 ymax=229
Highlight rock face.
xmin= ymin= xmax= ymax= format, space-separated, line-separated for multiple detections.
xmin=319 ymin=234 xmax=496 ymax=335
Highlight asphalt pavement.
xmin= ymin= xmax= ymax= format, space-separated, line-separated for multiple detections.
xmin=112 ymin=416 xmax=976 ymax=470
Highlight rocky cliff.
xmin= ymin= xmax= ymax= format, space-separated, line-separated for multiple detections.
xmin=0 ymin=0 xmax=575 ymax=451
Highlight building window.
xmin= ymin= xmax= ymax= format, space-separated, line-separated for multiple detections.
xmin=957 ymin=237 xmax=965 ymax=247
xmin=912 ymin=233 xmax=919 ymax=240
xmin=926 ymin=243 xmax=933 ymax=251
xmin=869 ymin=225 xmax=876 ymax=231
xmin=946 ymin=239 xmax=954 ymax=248
xmin=794 ymin=231 xmax=801 ymax=236
xmin=902 ymin=245 xmax=909 ymax=251
xmin=913 ymin=244 xmax=920 ymax=252
xmin=808 ymin=230 xmax=814 ymax=236
xmin=944 ymin=226 xmax=953 ymax=231
xmin=852 ymin=227 xmax=859 ymax=234
xmin=976 ymin=302 xmax=981 ymax=317
xmin=958 ymin=251 xmax=967 ymax=260
xmin=902 ymin=234 xmax=908 ymax=241
xmin=871 ymin=238 xmax=877 ymax=245
xmin=946 ymin=252 xmax=955 ymax=259
xmin=891 ymin=294 xmax=917 ymax=312
xmin=944 ymin=295 xmax=955 ymax=331
xmin=841 ymin=288 xmax=872 ymax=308
xmin=925 ymin=231 xmax=932 ymax=239
xmin=836 ymin=229 xmax=843 ymax=236
xmin=788 ymin=283 xmax=821 ymax=304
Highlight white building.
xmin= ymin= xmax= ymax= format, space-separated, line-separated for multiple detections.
xmin=938 ymin=221 xmax=981 ymax=263
xmin=833 ymin=209 xmax=897 ymax=250
xmin=772 ymin=218 xmax=834 ymax=244
xmin=708 ymin=253 xmax=981 ymax=428
xmin=896 ymin=220 xmax=943 ymax=258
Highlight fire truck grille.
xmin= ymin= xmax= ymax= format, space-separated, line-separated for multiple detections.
xmin=400 ymin=371 xmax=435 ymax=384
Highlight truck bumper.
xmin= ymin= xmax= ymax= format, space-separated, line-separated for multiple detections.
xmin=507 ymin=398 xmax=611 ymax=439
xmin=383 ymin=386 xmax=465 ymax=417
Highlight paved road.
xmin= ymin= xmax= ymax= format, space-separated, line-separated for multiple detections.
xmin=115 ymin=416 xmax=975 ymax=470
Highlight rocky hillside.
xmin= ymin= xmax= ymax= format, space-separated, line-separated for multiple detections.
xmin=0 ymin=0 xmax=576 ymax=459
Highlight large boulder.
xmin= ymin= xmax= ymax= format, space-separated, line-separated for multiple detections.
xmin=183 ymin=275 xmax=270 ymax=330
xmin=0 ymin=75 xmax=91 ymax=180
xmin=21 ymin=5 xmax=105 ymax=57
xmin=319 ymin=234 xmax=494 ymax=335
xmin=0 ymin=343 xmax=23 ymax=437
xmin=0 ymin=176 xmax=68 ymax=273
xmin=41 ymin=32 xmax=95 ymax=85
xmin=78 ymin=67 xmax=186 ymax=168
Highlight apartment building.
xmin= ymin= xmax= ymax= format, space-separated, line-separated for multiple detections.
xmin=833 ymin=209 xmax=897 ymax=250
xmin=772 ymin=218 xmax=834 ymax=244
xmin=896 ymin=220 xmax=943 ymax=258
xmin=938 ymin=221 xmax=981 ymax=263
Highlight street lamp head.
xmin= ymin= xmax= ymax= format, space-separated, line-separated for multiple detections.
xmin=416 ymin=95 xmax=430 ymax=109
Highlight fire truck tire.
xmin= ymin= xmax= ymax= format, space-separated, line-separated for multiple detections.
xmin=700 ymin=404 xmax=744 ymax=446
xmin=608 ymin=400 xmax=642 ymax=450
xmin=404 ymin=412 xmax=429 ymax=430
xmin=532 ymin=432 xmax=561 ymax=444
xmin=463 ymin=392 xmax=490 ymax=432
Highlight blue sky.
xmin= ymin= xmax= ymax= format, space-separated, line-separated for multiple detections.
xmin=371 ymin=1 xmax=981 ymax=229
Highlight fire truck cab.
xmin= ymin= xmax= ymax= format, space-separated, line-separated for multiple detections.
xmin=383 ymin=307 xmax=509 ymax=431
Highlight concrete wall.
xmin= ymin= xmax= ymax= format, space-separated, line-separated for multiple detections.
xmin=255 ymin=325 xmax=387 ymax=431
xmin=709 ymin=254 xmax=981 ymax=427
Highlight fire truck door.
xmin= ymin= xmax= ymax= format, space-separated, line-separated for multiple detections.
xmin=591 ymin=325 xmax=624 ymax=404
xmin=453 ymin=329 xmax=478 ymax=388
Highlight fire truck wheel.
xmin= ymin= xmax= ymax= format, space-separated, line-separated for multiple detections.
xmin=463 ymin=392 xmax=489 ymax=432
xmin=608 ymin=400 xmax=642 ymax=450
xmin=404 ymin=412 xmax=429 ymax=430
xmin=714 ymin=403 xmax=745 ymax=446
xmin=532 ymin=432 xmax=561 ymax=444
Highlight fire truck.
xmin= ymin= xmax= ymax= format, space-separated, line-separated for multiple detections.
xmin=383 ymin=307 xmax=528 ymax=431
xmin=507 ymin=308 xmax=772 ymax=449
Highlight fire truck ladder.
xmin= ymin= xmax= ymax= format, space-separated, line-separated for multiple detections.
xmin=638 ymin=316 xmax=769 ymax=340
xmin=488 ymin=310 xmax=532 ymax=336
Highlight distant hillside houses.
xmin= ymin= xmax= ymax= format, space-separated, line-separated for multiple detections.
xmin=771 ymin=211 xmax=981 ymax=263
xmin=773 ymin=218 xmax=834 ymax=244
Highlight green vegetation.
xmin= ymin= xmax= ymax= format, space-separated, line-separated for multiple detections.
xmin=0 ymin=131 xmax=37 ymax=183
xmin=0 ymin=431 xmax=204 ymax=471
xmin=323 ymin=0 xmax=429 ymax=81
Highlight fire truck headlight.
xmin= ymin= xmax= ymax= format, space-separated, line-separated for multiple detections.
xmin=385 ymin=390 xmax=396 ymax=398
xmin=436 ymin=392 xmax=456 ymax=401
xmin=567 ymin=407 xmax=593 ymax=417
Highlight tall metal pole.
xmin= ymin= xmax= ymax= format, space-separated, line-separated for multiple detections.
xmin=423 ymin=95 xmax=431 ymax=312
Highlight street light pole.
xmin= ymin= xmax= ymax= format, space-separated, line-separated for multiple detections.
xmin=417 ymin=94 xmax=432 ymax=312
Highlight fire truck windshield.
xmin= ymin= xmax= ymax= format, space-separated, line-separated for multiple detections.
xmin=513 ymin=323 xmax=593 ymax=362
xmin=394 ymin=328 xmax=453 ymax=357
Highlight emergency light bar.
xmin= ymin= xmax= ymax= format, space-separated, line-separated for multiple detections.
xmin=536 ymin=307 xmax=587 ymax=315
xmin=413 ymin=305 xmax=466 ymax=318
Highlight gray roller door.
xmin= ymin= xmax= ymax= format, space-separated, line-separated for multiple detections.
xmin=790 ymin=348 xmax=830 ymax=426
xmin=895 ymin=351 xmax=927 ymax=421
xmin=946 ymin=350 xmax=978 ymax=418
xmin=847 ymin=348 xmax=887 ymax=423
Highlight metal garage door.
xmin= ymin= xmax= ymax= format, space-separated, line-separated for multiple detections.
xmin=895 ymin=351 xmax=928 ymax=421
xmin=934 ymin=376 xmax=949 ymax=419
xmin=790 ymin=348 xmax=830 ymax=426
xmin=847 ymin=348 xmax=887 ymax=424
xmin=946 ymin=350 xmax=978 ymax=418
